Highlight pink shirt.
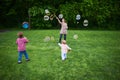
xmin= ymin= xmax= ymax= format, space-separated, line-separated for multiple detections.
xmin=60 ymin=22 xmax=68 ymax=34
xmin=58 ymin=43 xmax=71 ymax=53
xmin=16 ymin=37 xmax=28 ymax=51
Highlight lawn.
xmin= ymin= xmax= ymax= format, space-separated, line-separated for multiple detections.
xmin=0 ymin=30 xmax=120 ymax=80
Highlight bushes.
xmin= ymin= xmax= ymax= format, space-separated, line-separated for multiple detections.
xmin=0 ymin=0 xmax=119 ymax=30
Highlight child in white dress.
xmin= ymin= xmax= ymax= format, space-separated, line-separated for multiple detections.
xmin=58 ymin=40 xmax=71 ymax=61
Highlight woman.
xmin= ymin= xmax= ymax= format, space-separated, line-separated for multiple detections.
xmin=56 ymin=17 xmax=68 ymax=43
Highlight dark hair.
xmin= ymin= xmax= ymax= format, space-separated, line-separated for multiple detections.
xmin=17 ymin=32 xmax=24 ymax=38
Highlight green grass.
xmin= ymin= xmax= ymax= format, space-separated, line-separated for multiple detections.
xmin=0 ymin=30 xmax=120 ymax=80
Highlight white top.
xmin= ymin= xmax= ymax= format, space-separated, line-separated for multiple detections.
xmin=58 ymin=43 xmax=71 ymax=53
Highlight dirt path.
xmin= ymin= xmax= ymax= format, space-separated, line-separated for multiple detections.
xmin=0 ymin=30 xmax=9 ymax=33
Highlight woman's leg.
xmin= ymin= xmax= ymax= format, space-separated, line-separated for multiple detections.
xmin=59 ymin=34 xmax=63 ymax=43
xmin=64 ymin=34 xmax=66 ymax=40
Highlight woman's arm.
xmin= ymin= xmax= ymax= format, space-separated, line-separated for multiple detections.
xmin=56 ymin=16 xmax=61 ymax=24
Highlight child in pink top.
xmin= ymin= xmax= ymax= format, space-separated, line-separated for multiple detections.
xmin=16 ymin=32 xmax=30 ymax=64
xmin=56 ymin=17 xmax=68 ymax=43
xmin=58 ymin=40 xmax=71 ymax=61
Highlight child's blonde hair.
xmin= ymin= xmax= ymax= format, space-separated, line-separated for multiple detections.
xmin=62 ymin=40 xmax=66 ymax=44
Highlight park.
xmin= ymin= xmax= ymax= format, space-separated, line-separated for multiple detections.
xmin=0 ymin=0 xmax=120 ymax=80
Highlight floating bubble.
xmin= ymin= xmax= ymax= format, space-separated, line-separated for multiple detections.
xmin=50 ymin=14 xmax=54 ymax=20
xmin=22 ymin=22 xmax=29 ymax=29
xmin=45 ymin=9 xmax=50 ymax=14
xmin=51 ymin=36 xmax=55 ymax=41
xmin=58 ymin=14 xmax=63 ymax=19
xmin=44 ymin=36 xmax=51 ymax=42
xmin=44 ymin=15 xmax=49 ymax=21
xmin=73 ymin=34 xmax=78 ymax=39
xmin=83 ymin=19 xmax=88 ymax=26
xmin=76 ymin=14 xmax=81 ymax=20
xmin=77 ymin=22 xmax=79 ymax=24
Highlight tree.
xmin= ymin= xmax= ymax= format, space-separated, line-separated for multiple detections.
xmin=0 ymin=0 xmax=119 ymax=30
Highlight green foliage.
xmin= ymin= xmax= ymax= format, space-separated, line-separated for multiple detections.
xmin=28 ymin=6 xmax=58 ymax=29
xmin=59 ymin=2 xmax=79 ymax=22
xmin=28 ymin=6 xmax=44 ymax=17
xmin=0 ymin=0 xmax=119 ymax=29
xmin=59 ymin=0 xmax=112 ymax=25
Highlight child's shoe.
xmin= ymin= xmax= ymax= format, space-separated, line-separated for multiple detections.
xmin=18 ymin=61 xmax=22 ymax=64
xmin=26 ymin=59 xmax=30 ymax=61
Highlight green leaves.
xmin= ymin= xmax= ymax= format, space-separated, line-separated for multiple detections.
xmin=28 ymin=6 xmax=44 ymax=17
xmin=0 ymin=0 xmax=119 ymax=29
xmin=59 ymin=0 xmax=112 ymax=25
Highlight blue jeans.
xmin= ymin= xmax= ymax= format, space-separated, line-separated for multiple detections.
xmin=18 ymin=50 xmax=29 ymax=61
xmin=59 ymin=34 xmax=66 ymax=43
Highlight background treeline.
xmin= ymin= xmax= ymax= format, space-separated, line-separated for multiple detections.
xmin=0 ymin=0 xmax=119 ymax=30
